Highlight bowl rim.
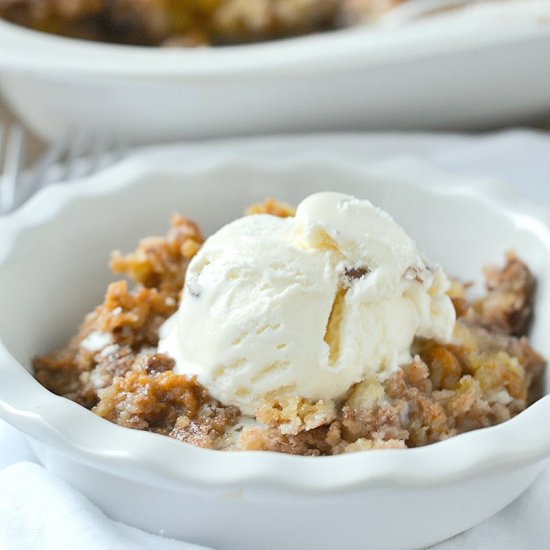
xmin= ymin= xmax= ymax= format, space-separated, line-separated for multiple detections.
xmin=1 ymin=138 xmax=550 ymax=495
xmin=0 ymin=1 xmax=549 ymax=78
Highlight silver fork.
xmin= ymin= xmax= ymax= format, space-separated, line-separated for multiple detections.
xmin=0 ymin=124 xmax=126 ymax=215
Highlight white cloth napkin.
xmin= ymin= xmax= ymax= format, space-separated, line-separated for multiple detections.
xmin=1 ymin=130 xmax=550 ymax=550
xmin=0 ymin=460 xmax=204 ymax=550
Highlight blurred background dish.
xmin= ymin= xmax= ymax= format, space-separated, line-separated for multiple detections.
xmin=0 ymin=1 xmax=549 ymax=144
xmin=0 ymin=0 xmax=481 ymax=47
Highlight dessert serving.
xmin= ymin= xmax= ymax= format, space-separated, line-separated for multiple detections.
xmin=34 ymin=192 xmax=545 ymax=456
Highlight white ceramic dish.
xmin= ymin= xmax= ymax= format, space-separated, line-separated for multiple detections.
xmin=0 ymin=142 xmax=549 ymax=550
xmin=1 ymin=1 xmax=550 ymax=143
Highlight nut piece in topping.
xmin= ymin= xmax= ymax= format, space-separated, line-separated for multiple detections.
xmin=342 ymin=266 xmax=371 ymax=286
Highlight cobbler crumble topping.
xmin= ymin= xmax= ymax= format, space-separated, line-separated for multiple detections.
xmin=33 ymin=199 xmax=546 ymax=455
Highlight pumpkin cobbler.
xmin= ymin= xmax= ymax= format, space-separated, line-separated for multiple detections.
xmin=34 ymin=193 xmax=545 ymax=455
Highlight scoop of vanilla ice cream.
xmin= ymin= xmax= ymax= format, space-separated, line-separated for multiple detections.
xmin=159 ymin=192 xmax=455 ymax=415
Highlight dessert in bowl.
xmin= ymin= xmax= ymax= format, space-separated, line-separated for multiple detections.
xmin=33 ymin=191 xmax=544 ymax=455
xmin=0 ymin=148 xmax=549 ymax=549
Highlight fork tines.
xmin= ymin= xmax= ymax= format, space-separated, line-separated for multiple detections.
xmin=0 ymin=125 xmax=126 ymax=215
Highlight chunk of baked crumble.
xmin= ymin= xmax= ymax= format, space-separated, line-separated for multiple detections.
xmin=93 ymin=354 xmax=240 ymax=449
xmin=34 ymin=215 xmax=202 ymax=408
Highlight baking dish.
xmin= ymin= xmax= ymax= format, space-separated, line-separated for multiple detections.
xmin=1 ymin=1 xmax=550 ymax=143
xmin=0 ymin=141 xmax=549 ymax=550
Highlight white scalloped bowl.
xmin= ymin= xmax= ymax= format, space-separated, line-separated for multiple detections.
xmin=1 ymin=1 xmax=550 ymax=142
xmin=0 ymin=148 xmax=549 ymax=550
